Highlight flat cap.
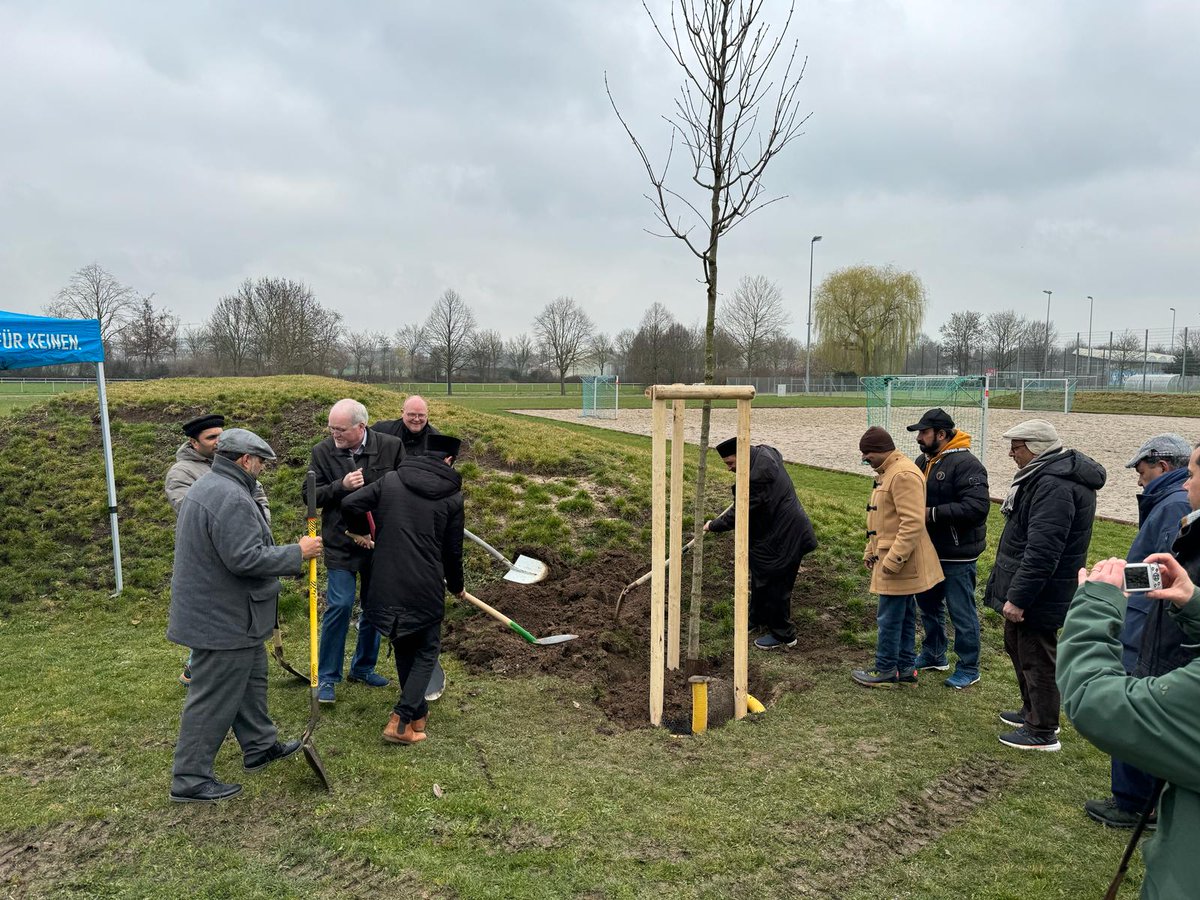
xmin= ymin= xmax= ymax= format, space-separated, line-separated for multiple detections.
xmin=216 ymin=427 xmax=276 ymax=461
xmin=1002 ymin=420 xmax=1060 ymax=443
xmin=906 ymin=407 xmax=955 ymax=432
xmin=426 ymin=433 xmax=462 ymax=458
xmin=182 ymin=413 xmax=224 ymax=438
xmin=1126 ymin=433 xmax=1194 ymax=468
xmin=714 ymin=436 xmax=738 ymax=458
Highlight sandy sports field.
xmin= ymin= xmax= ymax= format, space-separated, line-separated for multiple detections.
xmin=515 ymin=406 xmax=1200 ymax=524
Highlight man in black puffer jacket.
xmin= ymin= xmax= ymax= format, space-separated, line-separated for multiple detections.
xmin=705 ymin=438 xmax=818 ymax=651
xmin=985 ymin=419 xmax=1106 ymax=752
xmin=907 ymin=408 xmax=990 ymax=690
xmin=342 ymin=433 xmax=465 ymax=746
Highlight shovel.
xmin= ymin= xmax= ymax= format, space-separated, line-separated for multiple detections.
xmin=462 ymin=590 xmax=577 ymax=645
xmin=464 ymin=528 xmax=548 ymax=584
xmin=301 ymin=471 xmax=331 ymax=791
xmin=613 ymin=503 xmax=732 ymax=620
xmin=270 ymin=615 xmax=310 ymax=683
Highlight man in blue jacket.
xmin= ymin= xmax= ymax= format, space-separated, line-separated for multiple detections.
xmin=1085 ymin=434 xmax=1194 ymax=828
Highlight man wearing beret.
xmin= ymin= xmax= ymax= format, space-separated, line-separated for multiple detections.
xmin=984 ymin=419 xmax=1105 ymax=751
xmin=167 ymin=429 xmax=322 ymax=803
xmin=164 ymin=413 xmax=270 ymax=686
xmin=703 ymin=437 xmax=817 ymax=651
xmin=342 ymin=433 xmax=466 ymax=745
xmin=854 ymin=426 xmax=944 ymax=687
xmin=906 ymin=408 xmax=990 ymax=690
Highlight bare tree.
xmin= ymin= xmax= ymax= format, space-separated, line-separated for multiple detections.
xmin=120 ymin=296 xmax=178 ymax=375
xmin=614 ymin=328 xmax=637 ymax=377
xmin=505 ymin=332 xmax=535 ymax=378
xmin=721 ymin=275 xmax=790 ymax=374
xmin=609 ymin=0 xmax=809 ymax=663
xmin=938 ymin=310 xmax=984 ymax=376
xmin=393 ymin=323 xmax=427 ymax=379
xmin=534 ymin=296 xmax=594 ymax=395
xmin=345 ymin=331 xmax=376 ymax=380
xmin=470 ymin=329 xmax=505 ymax=381
xmin=207 ymin=278 xmax=341 ymax=376
xmin=983 ymin=310 xmax=1022 ymax=372
xmin=625 ymin=302 xmax=677 ymax=384
xmin=1018 ymin=316 xmax=1058 ymax=376
xmin=1106 ymin=330 xmax=1144 ymax=380
xmin=46 ymin=263 xmax=141 ymax=352
xmin=424 ymin=289 xmax=476 ymax=395
xmin=207 ymin=286 xmax=255 ymax=375
xmin=589 ymin=332 xmax=615 ymax=376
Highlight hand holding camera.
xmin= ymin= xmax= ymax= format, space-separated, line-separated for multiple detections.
xmin=1143 ymin=553 xmax=1197 ymax=608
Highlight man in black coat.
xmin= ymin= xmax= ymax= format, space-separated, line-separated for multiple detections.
xmin=984 ymin=419 xmax=1106 ymax=752
xmin=342 ymin=433 xmax=466 ymax=745
xmin=906 ymin=408 xmax=990 ymax=690
xmin=704 ymin=437 xmax=818 ymax=651
xmin=373 ymin=394 xmax=440 ymax=460
xmin=303 ymin=399 xmax=403 ymax=704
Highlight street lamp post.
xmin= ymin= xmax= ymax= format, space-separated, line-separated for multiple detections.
xmin=1170 ymin=307 xmax=1177 ymax=353
xmin=1042 ymin=290 xmax=1052 ymax=374
xmin=1087 ymin=295 xmax=1094 ymax=377
xmin=804 ymin=235 xmax=822 ymax=394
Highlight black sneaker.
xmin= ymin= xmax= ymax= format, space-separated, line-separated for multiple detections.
xmin=243 ymin=739 xmax=302 ymax=772
xmin=169 ymin=779 xmax=243 ymax=803
xmin=998 ymin=710 xmax=1060 ymax=735
xmin=998 ymin=726 xmax=1060 ymax=752
xmin=851 ymin=668 xmax=899 ymax=688
xmin=897 ymin=669 xmax=919 ymax=688
xmin=1084 ymin=796 xmax=1156 ymax=830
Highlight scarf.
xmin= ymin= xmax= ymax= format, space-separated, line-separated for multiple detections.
xmin=1000 ymin=447 xmax=1067 ymax=517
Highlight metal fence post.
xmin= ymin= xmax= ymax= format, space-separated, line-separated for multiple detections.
xmin=1142 ymin=329 xmax=1149 ymax=392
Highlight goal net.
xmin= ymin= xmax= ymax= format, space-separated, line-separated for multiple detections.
xmin=581 ymin=375 xmax=619 ymax=419
xmin=862 ymin=375 xmax=990 ymax=466
xmin=1020 ymin=378 xmax=1076 ymax=413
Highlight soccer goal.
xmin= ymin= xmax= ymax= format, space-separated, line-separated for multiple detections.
xmin=862 ymin=375 xmax=990 ymax=466
xmin=1020 ymin=378 xmax=1076 ymax=413
xmin=581 ymin=375 xmax=619 ymax=419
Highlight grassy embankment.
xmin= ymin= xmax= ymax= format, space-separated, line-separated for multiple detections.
xmin=0 ymin=376 xmax=1143 ymax=899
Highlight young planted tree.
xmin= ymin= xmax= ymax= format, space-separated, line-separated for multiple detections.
xmin=424 ymin=289 xmax=476 ymax=395
xmin=534 ymin=296 xmax=594 ymax=395
xmin=609 ymin=0 xmax=808 ymax=662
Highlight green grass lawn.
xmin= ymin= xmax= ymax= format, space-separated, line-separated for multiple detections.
xmin=991 ymin=389 xmax=1200 ymax=417
xmin=0 ymin=377 xmax=1147 ymax=898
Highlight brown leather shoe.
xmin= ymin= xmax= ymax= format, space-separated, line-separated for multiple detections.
xmin=412 ymin=716 xmax=427 ymax=734
xmin=382 ymin=713 xmax=427 ymax=745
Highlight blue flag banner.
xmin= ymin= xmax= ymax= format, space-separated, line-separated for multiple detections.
xmin=0 ymin=310 xmax=105 ymax=370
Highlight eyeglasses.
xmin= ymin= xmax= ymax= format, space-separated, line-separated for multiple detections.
xmin=403 ymin=413 xmax=428 ymax=421
xmin=327 ymin=424 xmax=360 ymax=435
xmin=1008 ymin=442 xmax=1028 ymax=455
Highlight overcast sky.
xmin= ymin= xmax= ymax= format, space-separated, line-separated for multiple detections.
xmin=1 ymin=1 xmax=1196 ymax=345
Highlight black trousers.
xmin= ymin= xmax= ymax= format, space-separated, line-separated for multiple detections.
xmin=1003 ymin=619 xmax=1060 ymax=737
xmin=751 ymin=565 xmax=800 ymax=642
xmin=390 ymin=622 xmax=441 ymax=723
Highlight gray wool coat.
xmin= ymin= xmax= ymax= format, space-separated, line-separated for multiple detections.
xmin=167 ymin=455 xmax=303 ymax=650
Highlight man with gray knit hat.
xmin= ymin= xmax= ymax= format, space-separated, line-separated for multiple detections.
xmin=985 ymin=419 xmax=1106 ymax=751
xmin=1084 ymin=433 xmax=1193 ymax=828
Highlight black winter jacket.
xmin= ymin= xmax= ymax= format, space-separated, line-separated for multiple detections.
xmin=708 ymin=445 xmax=817 ymax=574
xmin=1134 ymin=511 xmax=1200 ymax=678
xmin=912 ymin=446 xmax=990 ymax=561
xmin=341 ymin=455 xmax=465 ymax=640
xmin=303 ymin=430 xmax=403 ymax=571
xmin=371 ymin=419 xmax=440 ymax=460
xmin=983 ymin=449 xmax=1106 ymax=631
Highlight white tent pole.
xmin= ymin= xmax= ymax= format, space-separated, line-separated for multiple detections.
xmin=95 ymin=361 xmax=123 ymax=596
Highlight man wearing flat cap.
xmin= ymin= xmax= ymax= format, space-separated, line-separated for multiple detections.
xmin=164 ymin=413 xmax=270 ymax=686
xmin=854 ymin=426 xmax=944 ymax=687
xmin=984 ymin=419 xmax=1105 ymax=751
xmin=342 ymin=432 xmax=466 ymax=745
xmin=167 ymin=429 xmax=323 ymax=803
xmin=1084 ymin=433 xmax=1193 ymax=827
xmin=906 ymin=408 xmax=989 ymax=690
xmin=704 ymin=437 xmax=818 ymax=651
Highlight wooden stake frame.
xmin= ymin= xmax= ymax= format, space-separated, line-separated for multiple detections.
xmin=646 ymin=384 xmax=754 ymax=726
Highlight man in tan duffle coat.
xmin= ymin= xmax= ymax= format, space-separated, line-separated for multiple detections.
xmin=853 ymin=426 xmax=944 ymax=687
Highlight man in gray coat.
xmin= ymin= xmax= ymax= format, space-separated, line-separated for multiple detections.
xmin=167 ymin=428 xmax=322 ymax=803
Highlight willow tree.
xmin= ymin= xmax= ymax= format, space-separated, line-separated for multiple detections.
xmin=607 ymin=0 xmax=808 ymax=665
xmin=814 ymin=265 xmax=926 ymax=375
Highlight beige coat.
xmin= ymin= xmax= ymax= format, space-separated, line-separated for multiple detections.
xmin=864 ymin=450 xmax=944 ymax=596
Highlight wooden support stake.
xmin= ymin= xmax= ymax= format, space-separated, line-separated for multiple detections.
xmin=667 ymin=399 xmax=685 ymax=670
xmin=732 ymin=398 xmax=751 ymax=719
xmin=649 ymin=398 xmax=667 ymax=726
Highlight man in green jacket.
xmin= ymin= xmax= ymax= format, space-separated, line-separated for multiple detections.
xmin=1059 ymin=553 xmax=1200 ymax=899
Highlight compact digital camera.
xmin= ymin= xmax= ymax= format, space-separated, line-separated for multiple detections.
xmin=1122 ymin=562 xmax=1163 ymax=593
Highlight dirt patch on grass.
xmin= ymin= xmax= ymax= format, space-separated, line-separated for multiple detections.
xmin=0 ymin=745 xmax=98 ymax=787
xmin=0 ymin=817 xmax=126 ymax=897
xmin=443 ymin=546 xmax=871 ymax=731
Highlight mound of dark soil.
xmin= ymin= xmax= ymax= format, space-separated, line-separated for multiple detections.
xmin=443 ymin=545 xmax=869 ymax=731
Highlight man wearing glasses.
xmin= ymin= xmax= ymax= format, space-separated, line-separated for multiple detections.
xmin=303 ymin=399 xmax=403 ymax=704
xmin=374 ymin=395 xmax=441 ymax=459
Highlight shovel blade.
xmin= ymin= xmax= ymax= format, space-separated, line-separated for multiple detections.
xmin=534 ymin=633 xmax=578 ymax=645
xmin=502 ymin=554 xmax=549 ymax=584
xmin=271 ymin=639 xmax=310 ymax=684
xmin=301 ymin=738 xmax=331 ymax=792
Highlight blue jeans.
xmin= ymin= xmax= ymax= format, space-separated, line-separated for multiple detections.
xmin=317 ymin=568 xmax=381 ymax=685
xmin=915 ymin=561 xmax=981 ymax=677
xmin=875 ymin=594 xmax=918 ymax=674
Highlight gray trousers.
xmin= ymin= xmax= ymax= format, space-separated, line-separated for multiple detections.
xmin=172 ymin=644 xmax=277 ymax=793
